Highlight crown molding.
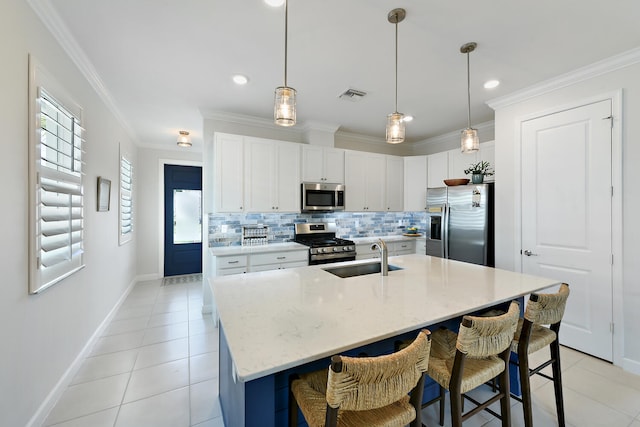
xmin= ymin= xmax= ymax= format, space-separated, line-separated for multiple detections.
xmin=334 ymin=130 xmax=387 ymax=145
xmin=26 ymin=0 xmax=139 ymax=144
xmin=411 ymin=120 xmax=495 ymax=149
xmin=200 ymin=109 xmax=342 ymax=136
xmin=487 ymin=46 xmax=640 ymax=110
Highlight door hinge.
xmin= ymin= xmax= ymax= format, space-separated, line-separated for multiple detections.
xmin=611 ymin=186 xmax=614 ymax=197
xmin=603 ymin=115 xmax=613 ymax=129
xmin=610 ymin=322 xmax=614 ymax=334
xmin=611 ymin=254 xmax=614 ymax=265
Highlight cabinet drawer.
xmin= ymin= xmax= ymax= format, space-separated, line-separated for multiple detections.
xmin=281 ymin=260 xmax=308 ymax=269
xmin=216 ymin=255 xmax=248 ymax=269
xmin=217 ymin=267 xmax=247 ymax=276
xmin=394 ymin=242 xmax=415 ymax=252
xmin=251 ymin=250 xmax=307 ymax=266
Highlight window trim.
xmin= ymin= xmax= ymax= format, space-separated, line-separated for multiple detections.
xmin=28 ymin=55 xmax=85 ymax=294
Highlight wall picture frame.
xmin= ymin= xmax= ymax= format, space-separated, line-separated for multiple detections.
xmin=97 ymin=176 xmax=111 ymax=212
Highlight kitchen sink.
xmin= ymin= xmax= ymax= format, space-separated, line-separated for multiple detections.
xmin=323 ymin=262 xmax=403 ymax=278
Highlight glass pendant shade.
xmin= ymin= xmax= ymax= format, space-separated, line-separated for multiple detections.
xmin=177 ymin=131 xmax=191 ymax=147
xmin=461 ymin=127 xmax=479 ymax=153
xmin=386 ymin=112 xmax=405 ymax=144
xmin=274 ymin=86 xmax=296 ymax=126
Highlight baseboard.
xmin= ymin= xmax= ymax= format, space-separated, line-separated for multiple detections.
xmin=623 ymin=357 xmax=640 ymax=376
xmin=26 ymin=277 xmax=138 ymax=427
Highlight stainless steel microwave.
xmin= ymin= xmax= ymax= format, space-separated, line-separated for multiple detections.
xmin=301 ymin=182 xmax=345 ymax=212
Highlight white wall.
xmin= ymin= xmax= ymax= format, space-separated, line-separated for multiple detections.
xmin=0 ymin=0 xmax=138 ymax=425
xmin=492 ymin=61 xmax=640 ymax=371
xmin=136 ymin=147 xmax=202 ymax=278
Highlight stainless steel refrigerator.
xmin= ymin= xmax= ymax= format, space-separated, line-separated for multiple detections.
xmin=426 ymin=183 xmax=494 ymax=267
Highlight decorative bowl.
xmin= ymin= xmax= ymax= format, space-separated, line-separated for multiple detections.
xmin=444 ymin=178 xmax=470 ymax=186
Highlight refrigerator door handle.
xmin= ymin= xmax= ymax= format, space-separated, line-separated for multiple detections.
xmin=443 ymin=203 xmax=449 ymax=259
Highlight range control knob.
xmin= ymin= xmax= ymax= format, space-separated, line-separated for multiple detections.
xmin=343 ymin=247 xmax=350 ymax=251
xmin=333 ymin=247 xmax=340 ymax=252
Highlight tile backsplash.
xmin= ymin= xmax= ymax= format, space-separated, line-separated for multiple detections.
xmin=208 ymin=212 xmax=427 ymax=247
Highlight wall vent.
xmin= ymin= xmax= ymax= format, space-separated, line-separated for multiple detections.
xmin=338 ymin=88 xmax=367 ymax=102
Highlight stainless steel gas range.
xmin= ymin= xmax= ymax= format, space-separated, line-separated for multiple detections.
xmin=294 ymin=223 xmax=356 ymax=265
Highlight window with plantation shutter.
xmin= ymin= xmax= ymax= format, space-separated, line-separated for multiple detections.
xmin=119 ymin=155 xmax=133 ymax=244
xmin=29 ymin=62 xmax=85 ymax=294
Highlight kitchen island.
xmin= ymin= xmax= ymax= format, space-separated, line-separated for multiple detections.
xmin=210 ymin=254 xmax=560 ymax=426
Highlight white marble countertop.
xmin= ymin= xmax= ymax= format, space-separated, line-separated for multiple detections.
xmin=209 ymin=242 xmax=307 ymax=257
xmin=210 ymin=254 xmax=560 ymax=382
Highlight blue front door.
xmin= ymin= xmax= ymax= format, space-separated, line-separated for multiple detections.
xmin=164 ymin=165 xmax=202 ymax=277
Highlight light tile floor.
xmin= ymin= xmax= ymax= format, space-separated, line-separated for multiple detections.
xmin=45 ymin=276 xmax=640 ymax=427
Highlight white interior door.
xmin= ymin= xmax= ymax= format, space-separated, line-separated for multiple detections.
xmin=521 ymin=99 xmax=613 ymax=361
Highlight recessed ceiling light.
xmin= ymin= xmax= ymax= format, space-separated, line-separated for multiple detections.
xmin=484 ymin=79 xmax=500 ymax=89
xmin=232 ymin=74 xmax=249 ymax=85
xmin=264 ymin=0 xmax=284 ymax=7
xmin=403 ymin=115 xmax=414 ymax=122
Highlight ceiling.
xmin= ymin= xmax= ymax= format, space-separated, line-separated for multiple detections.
xmin=43 ymin=0 xmax=640 ymax=150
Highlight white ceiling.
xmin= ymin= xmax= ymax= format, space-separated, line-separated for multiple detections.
xmin=44 ymin=0 xmax=640 ymax=150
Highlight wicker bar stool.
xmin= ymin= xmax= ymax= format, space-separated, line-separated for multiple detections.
xmin=511 ymin=283 xmax=570 ymax=427
xmin=426 ymin=301 xmax=520 ymax=427
xmin=288 ymin=329 xmax=431 ymax=427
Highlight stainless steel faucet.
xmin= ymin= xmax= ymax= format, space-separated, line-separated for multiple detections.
xmin=371 ymin=239 xmax=388 ymax=276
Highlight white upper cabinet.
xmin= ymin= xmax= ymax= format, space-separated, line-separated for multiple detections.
xmin=426 ymin=141 xmax=496 ymax=189
xmin=275 ymin=141 xmax=301 ymax=211
xmin=404 ymin=156 xmax=428 ymax=211
xmin=427 ymin=151 xmax=449 ymax=188
xmin=449 ymin=149 xmax=478 ymax=180
xmin=301 ymin=146 xmax=345 ymax=183
xmin=214 ymin=133 xmax=244 ymax=212
xmin=478 ymin=140 xmax=495 ymax=181
xmin=385 ymin=156 xmax=404 ymax=211
xmin=244 ymin=137 xmax=300 ymax=213
xmin=345 ymin=151 xmax=386 ymax=211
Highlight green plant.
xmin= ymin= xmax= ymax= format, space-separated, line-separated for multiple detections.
xmin=464 ymin=161 xmax=494 ymax=176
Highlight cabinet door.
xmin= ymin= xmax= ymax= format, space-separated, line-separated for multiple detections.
xmin=344 ymin=151 xmax=367 ymax=211
xmin=275 ymin=142 xmax=300 ymax=212
xmin=448 ymin=148 xmax=478 ymax=180
xmin=244 ymin=138 xmax=275 ymax=212
xmin=365 ymin=154 xmax=386 ymax=211
xmin=301 ymin=145 xmax=324 ymax=182
xmin=385 ymin=156 xmax=404 ymax=211
xmin=427 ymin=151 xmax=449 ymax=188
xmin=323 ymin=148 xmax=345 ymax=183
xmin=404 ymin=156 xmax=427 ymax=212
xmin=214 ymin=133 xmax=244 ymax=212
xmin=478 ymin=140 xmax=495 ymax=182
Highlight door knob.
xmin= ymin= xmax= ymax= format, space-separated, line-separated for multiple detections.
xmin=523 ymin=250 xmax=538 ymax=256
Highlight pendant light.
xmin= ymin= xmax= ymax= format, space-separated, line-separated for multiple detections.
xmin=177 ymin=131 xmax=191 ymax=147
xmin=386 ymin=8 xmax=406 ymax=144
xmin=460 ymin=42 xmax=479 ymax=153
xmin=274 ymin=0 xmax=296 ymax=126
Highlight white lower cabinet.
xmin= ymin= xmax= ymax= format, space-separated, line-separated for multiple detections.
xmin=356 ymin=244 xmax=379 ymax=260
xmin=356 ymin=240 xmax=417 ymax=260
xmin=391 ymin=240 xmax=416 ymax=256
xmin=215 ymin=255 xmax=248 ymax=275
xmin=415 ymin=238 xmax=426 ymax=255
xmin=250 ymin=250 xmax=308 ymax=271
